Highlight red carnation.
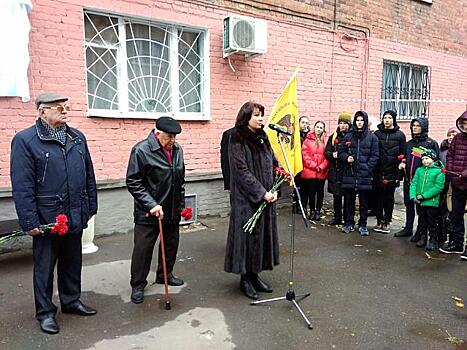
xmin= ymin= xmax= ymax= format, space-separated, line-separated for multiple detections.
xmin=441 ymin=168 xmax=447 ymax=174
xmin=181 ymin=207 xmax=193 ymax=221
xmin=334 ymin=139 xmax=339 ymax=145
xmin=56 ymin=214 xmax=68 ymax=224
xmin=51 ymin=223 xmax=68 ymax=235
xmin=345 ymin=141 xmax=351 ymax=146
xmin=397 ymin=154 xmax=405 ymax=161
xmin=51 ymin=214 xmax=69 ymax=235
xmin=382 ymin=179 xmax=389 ymax=186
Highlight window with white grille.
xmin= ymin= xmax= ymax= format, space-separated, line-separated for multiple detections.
xmin=380 ymin=61 xmax=430 ymax=121
xmin=84 ymin=11 xmax=210 ymax=120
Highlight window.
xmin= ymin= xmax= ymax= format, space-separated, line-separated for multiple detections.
xmin=380 ymin=61 xmax=430 ymax=121
xmin=84 ymin=11 xmax=209 ymax=120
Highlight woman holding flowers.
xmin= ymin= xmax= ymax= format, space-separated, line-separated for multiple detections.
xmin=224 ymin=101 xmax=279 ymax=300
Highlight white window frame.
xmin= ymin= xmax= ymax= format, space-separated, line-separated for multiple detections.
xmin=84 ymin=10 xmax=210 ymax=121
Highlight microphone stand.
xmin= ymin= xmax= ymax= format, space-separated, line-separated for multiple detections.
xmin=250 ymin=131 xmax=313 ymax=330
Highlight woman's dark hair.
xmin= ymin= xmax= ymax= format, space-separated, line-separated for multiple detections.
xmin=299 ymin=116 xmax=309 ymax=123
xmin=314 ymin=120 xmax=326 ymax=131
xmin=235 ymin=102 xmax=265 ymax=127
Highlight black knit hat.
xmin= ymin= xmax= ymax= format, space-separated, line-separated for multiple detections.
xmin=156 ymin=117 xmax=182 ymax=134
xmin=421 ymin=149 xmax=438 ymax=161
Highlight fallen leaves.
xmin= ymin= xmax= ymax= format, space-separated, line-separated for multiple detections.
xmin=446 ymin=330 xmax=465 ymax=346
xmin=424 ymin=252 xmax=445 ymax=260
xmin=451 ymin=296 xmax=465 ymax=308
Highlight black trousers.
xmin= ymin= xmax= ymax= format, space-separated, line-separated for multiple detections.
xmin=375 ymin=183 xmax=397 ymax=223
xmin=450 ymin=187 xmax=467 ymax=246
xmin=333 ymin=194 xmax=347 ymax=220
xmin=33 ymin=232 xmax=83 ymax=321
xmin=416 ymin=206 xmax=439 ymax=243
xmin=403 ymin=181 xmax=416 ymax=232
xmin=301 ymin=178 xmax=325 ymax=212
xmin=130 ymin=222 xmax=180 ymax=289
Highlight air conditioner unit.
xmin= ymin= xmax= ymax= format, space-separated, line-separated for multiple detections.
xmin=223 ymin=15 xmax=267 ymax=58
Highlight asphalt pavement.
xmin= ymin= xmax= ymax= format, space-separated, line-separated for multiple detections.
xmin=0 ymin=205 xmax=466 ymax=350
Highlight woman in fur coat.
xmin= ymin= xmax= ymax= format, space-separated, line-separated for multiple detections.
xmin=224 ymin=102 xmax=279 ymax=300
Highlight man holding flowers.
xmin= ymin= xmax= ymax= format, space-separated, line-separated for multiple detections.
xmin=10 ymin=92 xmax=98 ymax=334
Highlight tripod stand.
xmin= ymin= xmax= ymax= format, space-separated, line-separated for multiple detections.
xmin=251 ymin=131 xmax=313 ymax=329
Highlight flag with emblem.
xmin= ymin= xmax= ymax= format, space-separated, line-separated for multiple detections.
xmin=265 ymin=68 xmax=302 ymax=177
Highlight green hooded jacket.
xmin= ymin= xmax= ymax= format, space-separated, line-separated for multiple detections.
xmin=409 ymin=160 xmax=445 ymax=207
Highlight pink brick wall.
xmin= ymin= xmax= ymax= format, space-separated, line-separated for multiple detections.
xmin=0 ymin=0 xmax=466 ymax=187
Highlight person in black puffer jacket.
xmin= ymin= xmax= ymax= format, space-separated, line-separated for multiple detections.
xmin=395 ymin=117 xmax=439 ymax=240
xmin=324 ymin=111 xmax=352 ymax=225
xmin=339 ymin=111 xmax=379 ymax=235
xmin=373 ymin=110 xmax=406 ymax=234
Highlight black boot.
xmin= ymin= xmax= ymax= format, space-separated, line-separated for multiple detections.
xmin=313 ymin=210 xmax=321 ymax=221
xmin=426 ymin=240 xmax=438 ymax=252
xmin=251 ymin=274 xmax=273 ymax=293
xmin=416 ymin=235 xmax=427 ymax=248
xmin=329 ymin=217 xmax=342 ymax=225
xmin=395 ymin=227 xmax=412 ymax=237
xmin=240 ymin=275 xmax=258 ymax=300
xmin=410 ymin=229 xmax=422 ymax=243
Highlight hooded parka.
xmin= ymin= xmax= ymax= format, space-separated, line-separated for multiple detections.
xmin=339 ymin=111 xmax=379 ymax=191
xmin=301 ymin=131 xmax=329 ymax=180
xmin=404 ymin=117 xmax=439 ymax=184
xmin=374 ymin=112 xmax=406 ymax=185
xmin=446 ymin=111 xmax=467 ymax=191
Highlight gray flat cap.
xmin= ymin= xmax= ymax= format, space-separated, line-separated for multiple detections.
xmin=35 ymin=92 xmax=69 ymax=109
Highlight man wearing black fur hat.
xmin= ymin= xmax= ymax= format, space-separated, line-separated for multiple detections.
xmin=126 ymin=116 xmax=186 ymax=304
xmin=373 ymin=110 xmax=406 ymax=234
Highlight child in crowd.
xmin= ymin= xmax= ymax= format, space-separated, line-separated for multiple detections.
xmin=409 ymin=149 xmax=445 ymax=251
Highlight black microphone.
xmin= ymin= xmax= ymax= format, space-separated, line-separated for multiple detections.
xmin=268 ymin=124 xmax=292 ymax=136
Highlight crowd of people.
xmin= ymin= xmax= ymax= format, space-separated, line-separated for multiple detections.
xmin=220 ymin=103 xmax=466 ymax=300
xmin=8 ymin=92 xmax=466 ymax=332
xmin=295 ymin=109 xmax=467 ymax=257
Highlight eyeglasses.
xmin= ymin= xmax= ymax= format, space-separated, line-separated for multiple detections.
xmin=41 ymin=105 xmax=71 ymax=113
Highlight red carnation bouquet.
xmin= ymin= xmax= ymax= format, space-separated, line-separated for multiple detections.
xmin=243 ymin=167 xmax=292 ymax=235
xmin=180 ymin=207 xmax=193 ymax=221
xmin=0 ymin=214 xmax=69 ymax=245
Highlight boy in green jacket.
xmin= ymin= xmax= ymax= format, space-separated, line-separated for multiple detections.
xmin=409 ymin=149 xmax=445 ymax=251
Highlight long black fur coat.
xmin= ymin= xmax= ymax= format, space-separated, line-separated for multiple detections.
xmin=224 ymin=126 xmax=279 ymax=274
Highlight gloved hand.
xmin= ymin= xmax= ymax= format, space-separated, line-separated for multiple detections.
xmin=416 ymin=195 xmax=424 ymax=201
xmin=413 ymin=198 xmax=421 ymax=205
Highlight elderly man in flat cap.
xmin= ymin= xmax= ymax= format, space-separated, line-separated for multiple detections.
xmin=126 ymin=116 xmax=186 ymax=304
xmin=10 ymin=92 xmax=98 ymax=334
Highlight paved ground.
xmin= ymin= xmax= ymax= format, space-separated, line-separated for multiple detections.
xmin=0 ymin=205 xmax=466 ymax=350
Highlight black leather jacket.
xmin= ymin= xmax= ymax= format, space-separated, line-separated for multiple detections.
xmin=126 ymin=131 xmax=185 ymax=225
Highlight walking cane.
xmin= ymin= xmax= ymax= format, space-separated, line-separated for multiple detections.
xmin=158 ymin=217 xmax=171 ymax=310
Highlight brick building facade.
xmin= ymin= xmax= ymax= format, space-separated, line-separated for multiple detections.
xmin=0 ymin=0 xmax=466 ymax=237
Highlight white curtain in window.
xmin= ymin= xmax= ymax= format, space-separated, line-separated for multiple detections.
xmin=0 ymin=0 xmax=32 ymax=102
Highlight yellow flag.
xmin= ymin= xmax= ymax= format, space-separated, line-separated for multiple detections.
xmin=265 ymin=70 xmax=302 ymax=177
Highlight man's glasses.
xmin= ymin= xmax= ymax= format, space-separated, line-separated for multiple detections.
xmin=41 ymin=105 xmax=71 ymax=113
